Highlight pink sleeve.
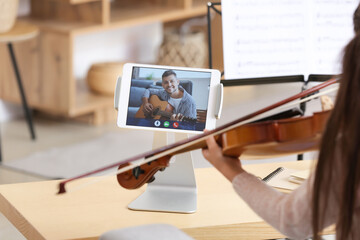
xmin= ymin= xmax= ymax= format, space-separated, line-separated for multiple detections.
xmin=232 ymin=171 xmax=336 ymax=239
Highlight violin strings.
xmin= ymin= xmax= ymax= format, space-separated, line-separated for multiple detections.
xmin=64 ymin=85 xmax=339 ymax=193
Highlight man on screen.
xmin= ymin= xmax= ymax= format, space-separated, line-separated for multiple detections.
xmin=141 ymin=70 xmax=197 ymax=121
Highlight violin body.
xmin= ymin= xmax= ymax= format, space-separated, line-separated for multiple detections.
xmin=221 ymin=110 xmax=330 ymax=159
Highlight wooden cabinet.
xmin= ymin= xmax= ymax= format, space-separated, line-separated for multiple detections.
xmin=0 ymin=0 xmax=208 ymax=124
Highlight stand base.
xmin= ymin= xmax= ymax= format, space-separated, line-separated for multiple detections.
xmin=128 ymin=132 xmax=197 ymax=213
xmin=128 ymin=185 xmax=197 ymax=213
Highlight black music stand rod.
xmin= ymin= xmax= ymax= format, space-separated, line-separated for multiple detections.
xmin=207 ymin=2 xmax=221 ymax=70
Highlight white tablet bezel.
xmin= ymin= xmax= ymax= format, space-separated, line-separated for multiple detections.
xmin=116 ymin=63 xmax=221 ymax=134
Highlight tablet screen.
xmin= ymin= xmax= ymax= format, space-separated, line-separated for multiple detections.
xmin=126 ymin=66 xmax=211 ymax=132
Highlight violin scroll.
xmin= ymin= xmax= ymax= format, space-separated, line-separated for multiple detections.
xmin=117 ymin=156 xmax=171 ymax=189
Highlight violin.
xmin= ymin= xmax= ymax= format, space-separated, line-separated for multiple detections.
xmin=58 ymin=78 xmax=338 ymax=194
xmin=116 ymin=109 xmax=331 ymax=189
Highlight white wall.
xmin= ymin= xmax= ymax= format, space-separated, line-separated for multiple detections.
xmin=0 ymin=0 xmax=162 ymax=122
xmin=73 ymin=23 xmax=162 ymax=81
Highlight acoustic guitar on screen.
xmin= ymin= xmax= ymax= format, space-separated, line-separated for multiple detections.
xmin=135 ymin=95 xmax=197 ymax=123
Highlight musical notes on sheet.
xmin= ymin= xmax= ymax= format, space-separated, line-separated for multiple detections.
xmin=222 ymin=0 xmax=358 ymax=79
xmin=309 ymin=0 xmax=357 ymax=74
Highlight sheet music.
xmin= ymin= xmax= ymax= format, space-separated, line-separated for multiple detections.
xmin=222 ymin=0 xmax=358 ymax=79
xmin=308 ymin=0 xmax=358 ymax=75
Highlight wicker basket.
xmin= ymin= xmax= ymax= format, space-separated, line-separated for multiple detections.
xmin=157 ymin=30 xmax=207 ymax=68
xmin=0 ymin=0 xmax=19 ymax=33
xmin=86 ymin=62 xmax=124 ymax=96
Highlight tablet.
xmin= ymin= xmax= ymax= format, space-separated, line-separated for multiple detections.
xmin=116 ymin=63 xmax=222 ymax=134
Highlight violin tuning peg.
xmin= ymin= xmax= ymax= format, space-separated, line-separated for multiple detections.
xmin=147 ymin=176 xmax=156 ymax=183
xmin=132 ymin=166 xmax=145 ymax=179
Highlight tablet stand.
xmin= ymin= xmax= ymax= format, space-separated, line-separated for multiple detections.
xmin=128 ymin=131 xmax=197 ymax=213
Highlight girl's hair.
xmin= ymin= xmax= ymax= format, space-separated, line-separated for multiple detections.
xmin=312 ymin=34 xmax=360 ymax=239
xmin=354 ymin=4 xmax=360 ymax=33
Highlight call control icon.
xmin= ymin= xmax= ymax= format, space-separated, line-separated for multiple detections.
xmin=154 ymin=120 xmax=161 ymax=127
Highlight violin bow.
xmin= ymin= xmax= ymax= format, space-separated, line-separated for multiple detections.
xmin=58 ymin=78 xmax=338 ymax=194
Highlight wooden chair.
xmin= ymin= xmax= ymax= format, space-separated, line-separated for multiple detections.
xmin=0 ymin=21 xmax=39 ymax=162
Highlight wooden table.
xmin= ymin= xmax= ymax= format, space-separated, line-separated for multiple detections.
xmin=0 ymin=160 xmax=318 ymax=240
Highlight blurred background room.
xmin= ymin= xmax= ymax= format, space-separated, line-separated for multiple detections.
xmin=0 ymin=0 xmax=357 ymax=239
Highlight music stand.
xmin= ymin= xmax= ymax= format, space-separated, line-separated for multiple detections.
xmin=207 ymin=2 xmax=305 ymax=86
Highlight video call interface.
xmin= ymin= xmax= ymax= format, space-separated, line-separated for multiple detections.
xmin=126 ymin=67 xmax=211 ymax=132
